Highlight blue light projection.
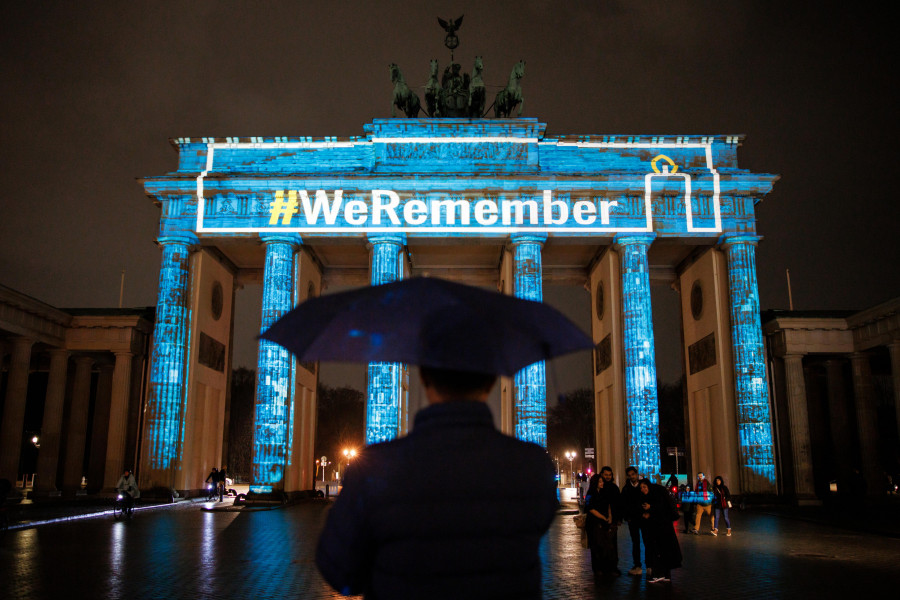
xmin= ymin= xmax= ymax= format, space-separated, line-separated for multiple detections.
xmin=144 ymin=235 xmax=196 ymax=482
xmin=365 ymin=234 xmax=405 ymax=445
xmin=615 ymin=234 xmax=661 ymax=479
xmin=512 ymin=234 xmax=548 ymax=448
xmin=251 ymin=235 xmax=299 ymax=493
xmin=721 ymin=235 xmax=776 ymax=492
xmin=141 ymin=120 xmax=779 ymax=495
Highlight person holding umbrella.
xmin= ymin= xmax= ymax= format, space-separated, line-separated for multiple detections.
xmin=261 ymin=277 xmax=594 ymax=599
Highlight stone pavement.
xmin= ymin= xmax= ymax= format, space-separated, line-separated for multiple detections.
xmin=2 ymin=499 xmax=899 ymax=599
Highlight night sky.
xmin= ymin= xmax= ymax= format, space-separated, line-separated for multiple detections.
xmin=2 ymin=2 xmax=898 ymax=393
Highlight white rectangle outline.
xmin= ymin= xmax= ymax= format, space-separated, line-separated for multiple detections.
xmin=195 ymin=140 xmax=721 ymax=234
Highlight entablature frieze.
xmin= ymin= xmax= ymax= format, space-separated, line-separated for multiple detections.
xmin=0 ymin=285 xmax=70 ymax=347
xmin=143 ymin=120 xmax=777 ymax=245
xmin=65 ymin=315 xmax=152 ymax=354
xmin=763 ymin=318 xmax=854 ymax=356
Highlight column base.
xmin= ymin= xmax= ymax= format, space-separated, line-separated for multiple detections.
xmin=242 ymin=490 xmax=287 ymax=506
xmin=795 ymin=497 xmax=823 ymax=507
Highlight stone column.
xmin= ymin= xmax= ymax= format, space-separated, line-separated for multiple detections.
xmin=510 ymin=234 xmax=548 ymax=448
xmin=720 ymin=235 xmax=776 ymax=493
xmin=143 ymin=234 xmax=196 ymax=489
xmin=0 ymin=337 xmax=35 ymax=484
xmin=889 ymin=341 xmax=900 ymax=442
xmin=103 ymin=352 xmax=133 ymax=491
xmin=825 ymin=358 xmax=853 ymax=482
xmin=850 ymin=353 xmax=880 ymax=497
xmin=251 ymin=234 xmax=300 ymax=493
xmin=34 ymin=349 xmax=69 ymax=493
xmin=365 ymin=233 xmax=406 ymax=446
xmin=614 ymin=234 xmax=661 ymax=478
xmin=783 ymin=354 xmax=816 ymax=501
xmin=87 ymin=364 xmax=114 ymax=491
xmin=0 ymin=339 xmax=7 ymax=396
xmin=62 ymin=355 xmax=94 ymax=491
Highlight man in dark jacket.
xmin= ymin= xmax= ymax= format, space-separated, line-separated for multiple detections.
xmin=316 ymin=366 xmax=558 ymax=599
xmin=620 ymin=466 xmax=645 ymax=575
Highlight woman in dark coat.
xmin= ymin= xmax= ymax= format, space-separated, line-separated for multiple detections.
xmin=584 ymin=472 xmax=618 ymax=576
xmin=712 ymin=475 xmax=732 ymax=536
xmin=639 ymin=478 xmax=682 ymax=583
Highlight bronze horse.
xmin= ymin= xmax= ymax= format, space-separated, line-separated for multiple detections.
xmin=425 ymin=59 xmax=441 ymax=117
xmin=468 ymin=56 xmax=485 ymax=118
xmin=494 ymin=60 xmax=525 ymax=118
xmin=390 ymin=63 xmax=421 ymax=118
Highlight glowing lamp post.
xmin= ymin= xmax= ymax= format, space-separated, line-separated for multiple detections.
xmin=564 ymin=450 xmax=577 ymax=487
xmin=342 ymin=448 xmax=357 ymax=481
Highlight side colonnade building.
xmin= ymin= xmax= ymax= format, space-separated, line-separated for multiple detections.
xmin=137 ymin=118 xmax=780 ymax=498
xmin=0 ymin=285 xmax=152 ymax=495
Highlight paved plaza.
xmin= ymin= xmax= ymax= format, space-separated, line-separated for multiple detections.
xmin=2 ymin=499 xmax=899 ymax=599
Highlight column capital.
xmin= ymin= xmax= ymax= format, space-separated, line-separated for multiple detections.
xmin=718 ymin=234 xmax=762 ymax=250
xmin=366 ymin=233 xmax=406 ymax=246
xmin=157 ymin=232 xmax=199 ymax=247
xmin=509 ymin=233 xmax=547 ymax=246
xmin=613 ymin=232 xmax=656 ymax=249
xmin=74 ymin=354 xmax=95 ymax=367
xmin=260 ymin=233 xmax=303 ymax=246
xmin=47 ymin=347 xmax=70 ymax=358
xmin=11 ymin=336 xmax=35 ymax=352
xmin=783 ymin=352 xmax=807 ymax=361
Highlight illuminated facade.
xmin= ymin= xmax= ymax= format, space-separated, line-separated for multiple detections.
xmin=138 ymin=119 xmax=779 ymax=495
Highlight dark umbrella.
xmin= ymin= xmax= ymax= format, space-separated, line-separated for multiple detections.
xmin=260 ymin=277 xmax=593 ymax=376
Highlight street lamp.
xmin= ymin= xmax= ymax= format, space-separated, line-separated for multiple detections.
xmin=342 ymin=448 xmax=357 ymax=480
xmin=564 ymin=450 xmax=577 ymax=487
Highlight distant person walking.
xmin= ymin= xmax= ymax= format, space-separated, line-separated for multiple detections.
xmin=620 ymin=466 xmax=645 ymax=575
xmin=639 ymin=479 xmax=682 ymax=584
xmin=692 ymin=472 xmax=714 ymax=534
xmin=680 ymin=483 xmax=694 ymax=533
xmin=217 ymin=466 xmax=228 ymax=501
xmin=712 ymin=475 xmax=732 ymax=536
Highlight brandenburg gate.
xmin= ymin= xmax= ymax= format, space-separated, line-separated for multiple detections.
xmin=139 ymin=118 xmax=778 ymax=497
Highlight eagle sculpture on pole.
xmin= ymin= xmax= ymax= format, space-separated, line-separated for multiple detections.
xmin=438 ymin=15 xmax=464 ymax=57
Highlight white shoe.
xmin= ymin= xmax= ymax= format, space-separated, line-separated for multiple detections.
xmin=649 ymin=576 xmax=668 ymax=584
xmin=711 ymin=529 xmax=718 ymax=536
xmin=628 ymin=566 xmax=643 ymax=575
xmin=727 ymin=529 xmax=732 ymax=536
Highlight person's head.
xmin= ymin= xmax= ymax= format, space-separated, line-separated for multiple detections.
xmin=600 ymin=466 xmax=613 ymax=482
xmin=714 ymin=476 xmax=724 ymax=486
xmin=639 ymin=478 xmax=652 ymax=494
xmin=123 ymin=469 xmax=132 ymax=477
xmin=625 ymin=466 xmax=639 ymax=483
xmin=420 ymin=366 xmax=497 ymax=403
xmin=211 ymin=467 xmax=218 ymax=472
xmin=697 ymin=472 xmax=705 ymax=481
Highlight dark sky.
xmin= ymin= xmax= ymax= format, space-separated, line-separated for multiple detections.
xmin=2 ymin=2 xmax=898 ymax=392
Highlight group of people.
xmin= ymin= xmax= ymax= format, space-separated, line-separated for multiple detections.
xmin=582 ymin=466 xmax=683 ymax=584
xmin=205 ymin=466 xmax=229 ymax=502
xmin=677 ymin=472 xmax=733 ymax=536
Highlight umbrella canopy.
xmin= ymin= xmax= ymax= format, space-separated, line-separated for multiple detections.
xmin=259 ymin=277 xmax=593 ymax=376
